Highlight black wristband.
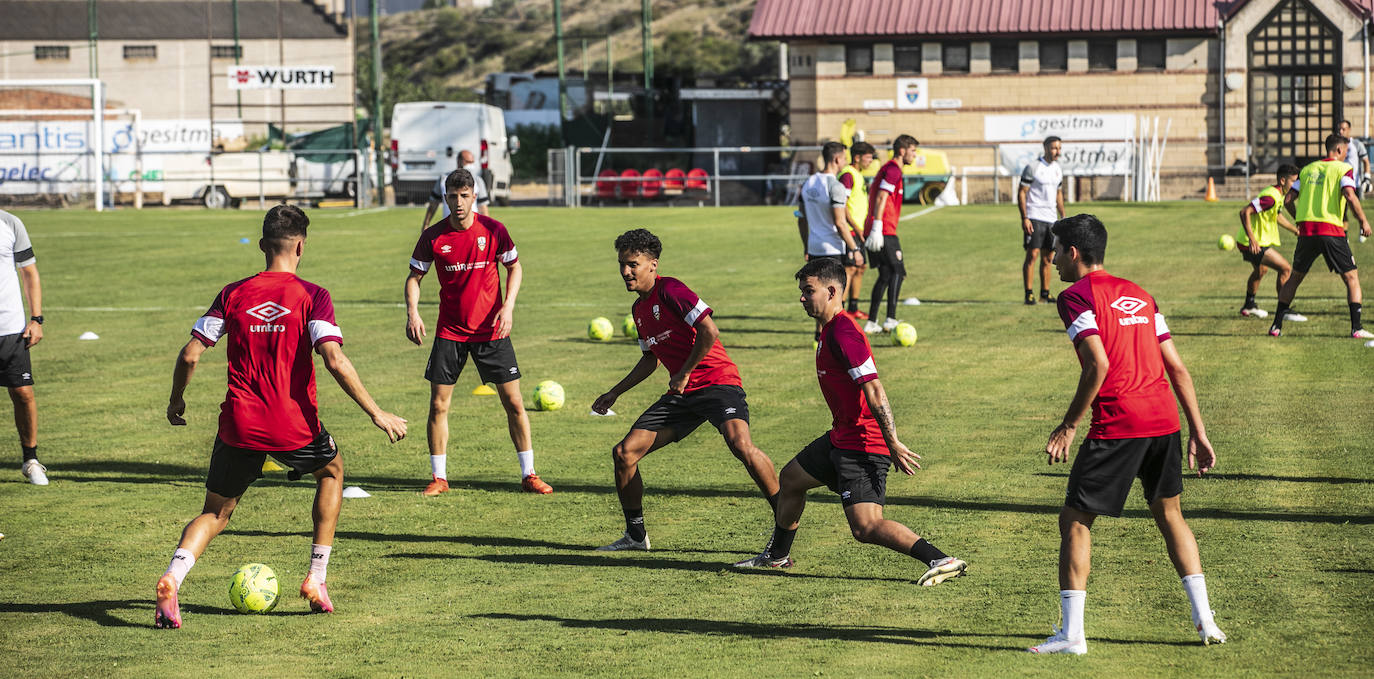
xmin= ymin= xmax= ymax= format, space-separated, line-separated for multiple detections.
xmin=30 ymin=316 xmax=43 ymax=325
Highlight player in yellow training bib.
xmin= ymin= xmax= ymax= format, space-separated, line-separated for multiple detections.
xmin=1234 ymin=164 xmax=1301 ymax=320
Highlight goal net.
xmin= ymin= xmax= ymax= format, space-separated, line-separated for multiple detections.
xmin=0 ymin=79 xmax=107 ymax=210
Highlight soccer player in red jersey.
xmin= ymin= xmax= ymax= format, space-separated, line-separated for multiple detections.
xmin=732 ymin=257 xmax=966 ymax=587
xmin=156 ymin=205 xmax=407 ymax=629
xmin=862 ymin=135 xmax=920 ymax=334
xmin=1030 ymin=214 xmax=1225 ymax=655
xmin=591 ymin=229 xmax=779 ymax=550
xmin=407 ymin=169 xmax=552 ymax=495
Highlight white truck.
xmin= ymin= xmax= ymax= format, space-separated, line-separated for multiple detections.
xmin=389 ymin=102 xmax=514 ymax=206
xmin=158 ymin=150 xmax=295 ymax=207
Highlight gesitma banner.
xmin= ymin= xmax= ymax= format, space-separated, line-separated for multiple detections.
xmin=895 ymin=78 xmax=929 ymax=110
xmin=984 ymin=113 xmax=1135 ymax=142
xmin=227 ymin=66 xmax=336 ymax=90
xmin=999 ymin=142 xmax=1133 ymax=177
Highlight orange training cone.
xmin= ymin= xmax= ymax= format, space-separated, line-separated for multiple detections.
xmin=1205 ymin=177 xmax=1218 ymax=202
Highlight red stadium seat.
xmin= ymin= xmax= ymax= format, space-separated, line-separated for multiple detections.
xmin=617 ymin=168 xmax=641 ymax=199
xmin=663 ymin=168 xmax=686 ymax=192
xmin=596 ymin=169 xmax=617 ymax=200
xmin=686 ymin=168 xmax=710 ymax=192
xmin=640 ymin=168 xmax=663 ymax=199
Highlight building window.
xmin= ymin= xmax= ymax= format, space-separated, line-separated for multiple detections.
xmin=894 ymin=43 xmax=922 ymax=74
xmin=211 ymin=44 xmax=243 ymax=60
xmin=123 ymin=45 xmax=157 ymax=60
xmin=1039 ymin=40 xmax=1067 ymax=72
xmin=845 ymin=44 xmax=873 ymax=75
xmin=1088 ymin=40 xmax=1117 ymax=71
xmin=34 ymin=45 xmax=69 ymax=60
xmin=1137 ymin=38 xmax=1166 ymax=70
xmin=991 ymin=40 xmax=1019 ymax=72
xmin=942 ymin=42 xmax=970 ymax=73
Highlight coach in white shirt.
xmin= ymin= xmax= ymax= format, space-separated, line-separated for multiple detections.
xmin=0 ymin=210 xmax=45 ymax=485
xmin=1017 ymin=136 xmax=1065 ymax=305
xmin=420 ymin=149 xmax=490 ymax=228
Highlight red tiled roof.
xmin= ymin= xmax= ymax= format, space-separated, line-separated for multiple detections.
xmin=748 ymin=0 xmax=1374 ymax=40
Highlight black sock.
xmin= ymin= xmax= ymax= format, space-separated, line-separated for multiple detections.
xmin=1244 ymin=294 xmax=1256 ymax=309
xmin=1040 ymin=289 xmax=1052 ymax=299
xmin=768 ymin=525 xmax=798 ymax=559
xmin=765 ymin=491 xmax=779 ymax=513
xmin=1351 ymin=302 xmax=1363 ymax=331
xmin=1273 ymin=301 xmax=1291 ymax=329
xmin=846 ymin=298 xmax=859 ymax=313
xmin=909 ymin=538 xmax=948 ymax=565
xmin=21 ymin=445 xmax=36 ymax=462
xmin=1025 ymin=288 xmax=1034 ymax=299
xmin=624 ymin=508 xmax=646 ymax=541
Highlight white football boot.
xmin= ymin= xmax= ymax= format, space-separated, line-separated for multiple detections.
xmin=21 ymin=459 xmax=48 ymax=486
xmin=1028 ymin=626 xmax=1087 ymax=655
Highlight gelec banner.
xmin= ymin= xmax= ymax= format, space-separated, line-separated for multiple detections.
xmin=998 ymin=143 xmax=1133 ymax=177
xmin=227 ymin=66 xmax=336 ymax=90
xmin=984 ymin=113 xmax=1135 ymax=142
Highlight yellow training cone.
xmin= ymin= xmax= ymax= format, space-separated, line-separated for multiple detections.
xmin=472 ymin=384 xmax=497 ymax=395
xmin=262 ymin=460 xmax=285 ymax=472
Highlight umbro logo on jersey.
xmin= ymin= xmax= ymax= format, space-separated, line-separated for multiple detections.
xmin=1110 ymin=296 xmax=1150 ymax=326
xmin=509 ymin=367 xmax=517 ymax=373
xmin=246 ymin=301 xmax=290 ymax=332
xmin=841 ymin=490 xmax=852 ymax=500
xmin=440 ymin=244 xmax=452 ymax=254
xmin=725 ymin=407 xmax=737 ymax=414
xmin=477 ymin=236 xmax=487 ymax=251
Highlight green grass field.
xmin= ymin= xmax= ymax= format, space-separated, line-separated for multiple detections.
xmin=0 ymin=202 xmax=1370 ymax=677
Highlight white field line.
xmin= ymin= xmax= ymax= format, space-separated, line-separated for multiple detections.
xmin=899 ymin=205 xmax=944 ymax=222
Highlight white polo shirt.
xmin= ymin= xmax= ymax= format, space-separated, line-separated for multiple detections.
xmin=800 ymin=172 xmax=850 ymax=256
xmin=1020 ymin=157 xmax=1062 ymax=223
xmin=0 ymin=210 xmax=36 ymax=336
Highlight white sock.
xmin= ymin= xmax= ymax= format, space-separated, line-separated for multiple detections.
xmin=517 ymin=450 xmax=535 ymax=477
xmin=1182 ymin=573 xmax=1214 ymax=626
xmin=1060 ymin=590 xmax=1086 ymax=640
xmin=165 ymin=548 xmax=195 ymax=590
xmin=430 ymin=454 xmax=447 ymax=480
xmin=309 ymin=544 xmax=331 ymax=583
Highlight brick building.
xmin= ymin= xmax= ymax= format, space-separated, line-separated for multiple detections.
xmin=750 ymin=0 xmax=1374 ymax=199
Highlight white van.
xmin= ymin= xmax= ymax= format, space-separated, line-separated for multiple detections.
xmin=390 ymin=102 xmax=514 ymax=206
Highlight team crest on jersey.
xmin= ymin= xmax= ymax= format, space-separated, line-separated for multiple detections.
xmin=652 ymin=304 xmax=660 ymax=320
xmin=477 ymin=236 xmax=487 ymax=251
xmin=440 ymin=244 xmax=452 ymax=254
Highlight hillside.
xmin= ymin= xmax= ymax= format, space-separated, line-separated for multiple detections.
xmin=359 ymin=0 xmax=775 ymax=115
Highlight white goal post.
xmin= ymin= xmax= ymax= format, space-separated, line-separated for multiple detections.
xmin=0 ymin=79 xmax=106 ymax=211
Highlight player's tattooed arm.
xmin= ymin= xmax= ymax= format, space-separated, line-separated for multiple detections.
xmin=862 ymin=379 xmax=921 ymax=474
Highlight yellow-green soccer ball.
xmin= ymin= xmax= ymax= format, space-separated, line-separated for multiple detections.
xmin=588 ymin=317 xmax=614 ymax=341
xmin=1217 ymin=234 xmax=1236 ymax=251
xmin=892 ymin=322 xmax=918 ymax=347
xmin=622 ymin=314 xmax=636 ymax=338
xmin=228 ymin=563 xmax=279 ymax=614
xmin=533 ymin=380 xmax=565 ymax=411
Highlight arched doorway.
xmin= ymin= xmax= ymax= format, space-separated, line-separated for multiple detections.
xmin=1248 ymin=0 xmax=1342 ymax=170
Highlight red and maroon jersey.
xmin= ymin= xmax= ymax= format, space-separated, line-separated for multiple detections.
xmin=191 ymin=271 xmax=343 ymax=451
xmin=410 ymin=214 xmax=518 ymax=342
xmin=632 ymin=276 xmax=741 ymax=392
xmin=816 ymin=314 xmax=888 ymax=455
xmin=865 ymin=159 xmax=903 ymax=236
xmin=1056 ymin=270 xmax=1180 ymax=440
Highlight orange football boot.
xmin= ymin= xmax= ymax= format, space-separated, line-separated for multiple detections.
xmin=153 ymin=574 xmax=181 ymax=629
xmin=299 ymin=574 xmax=334 ymax=613
xmin=422 ymin=476 xmax=449 ymax=496
xmin=521 ymin=474 xmax=553 ymax=494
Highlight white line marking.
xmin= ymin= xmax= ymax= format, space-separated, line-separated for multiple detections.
xmin=899 ymin=205 xmax=943 ymax=222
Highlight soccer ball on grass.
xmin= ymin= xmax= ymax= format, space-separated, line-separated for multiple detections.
xmin=588 ymin=317 xmax=614 ymax=341
xmin=533 ymin=380 xmax=565 ymax=411
xmin=891 ymin=322 xmax=918 ymax=347
xmin=228 ymin=563 xmax=279 ymax=614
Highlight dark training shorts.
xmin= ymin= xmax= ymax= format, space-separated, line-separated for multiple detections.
xmin=1024 ymin=219 xmax=1056 ymax=251
xmin=1292 ymin=235 xmax=1357 ymax=274
xmin=206 ymin=428 xmax=338 ymax=498
xmin=425 ymin=336 xmax=522 ymax=385
xmin=870 ymin=235 xmax=906 ymax=278
xmin=0 ymin=332 xmax=33 ymax=388
xmin=794 ymin=433 xmax=891 ymax=507
xmin=631 ymin=384 xmax=750 ymax=442
xmin=1064 ymin=432 xmax=1184 ymax=518
xmin=1238 ymin=244 xmax=1271 ymax=266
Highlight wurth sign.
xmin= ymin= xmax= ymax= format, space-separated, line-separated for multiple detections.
xmin=227 ymin=66 xmax=336 ymax=90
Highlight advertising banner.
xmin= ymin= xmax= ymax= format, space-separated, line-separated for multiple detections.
xmin=227 ymin=66 xmax=336 ymax=90
xmin=998 ymin=142 xmax=1133 ymax=177
xmin=984 ymin=113 xmax=1135 ymax=142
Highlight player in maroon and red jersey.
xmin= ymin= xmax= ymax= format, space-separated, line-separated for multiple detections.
xmin=406 ymin=169 xmax=553 ymax=496
xmin=1029 ymin=214 xmax=1225 ymax=656
xmin=862 ymin=135 xmax=920 ymax=334
xmin=155 ymin=205 xmax=407 ymax=629
xmin=731 ymin=257 xmax=966 ymax=587
xmin=591 ymin=229 xmax=779 ymax=550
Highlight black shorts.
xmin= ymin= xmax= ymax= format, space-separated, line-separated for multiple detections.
xmin=794 ymin=433 xmax=890 ymax=506
xmin=0 ymin=333 xmax=33 ymax=388
xmin=206 ymin=428 xmax=338 ymax=498
xmin=631 ymin=384 xmax=749 ymax=442
xmin=1292 ymin=235 xmax=1357 ymax=274
xmin=1024 ymin=219 xmax=1055 ymax=251
xmin=1065 ymin=432 xmax=1184 ymax=518
xmin=808 ymin=254 xmax=846 ymax=267
xmin=870 ymin=235 xmax=906 ymax=277
xmin=425 ymin=336 xmax=521 ymax=385
xmin=1239 ymin=244 xmax=1271 ymax=266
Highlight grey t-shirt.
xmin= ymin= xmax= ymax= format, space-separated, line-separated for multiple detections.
xmin=1345 ymin=137 xmax=1367 ymax=184
xmin=800 ymin=172 xmax=850 ymax=256
xmin=0 ymin=210 xmax=35 ymax=336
